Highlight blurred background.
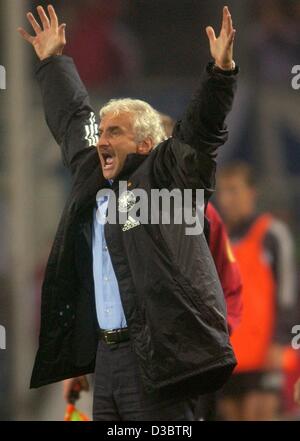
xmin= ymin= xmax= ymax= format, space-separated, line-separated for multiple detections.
xmin=0 ymin=0 xmax=300 ymax=420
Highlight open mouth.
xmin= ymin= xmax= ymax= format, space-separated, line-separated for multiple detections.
xmin=101 ymin=152 xmax=115 ymax=170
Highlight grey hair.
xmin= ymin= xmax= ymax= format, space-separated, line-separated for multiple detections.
xmin=99 ymin=98 xmax=167 ymax=147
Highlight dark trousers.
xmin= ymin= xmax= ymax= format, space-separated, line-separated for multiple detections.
xmin=195 ymin=393 xmax=217 ymax=420
xmin=93 ymin=339 xmax=198 ymax=421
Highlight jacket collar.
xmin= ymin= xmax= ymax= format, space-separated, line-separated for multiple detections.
xmin=70 ymin=151 xmax=148 ymax=219
xmin=114 ymin=153 xmax=148 ymax=183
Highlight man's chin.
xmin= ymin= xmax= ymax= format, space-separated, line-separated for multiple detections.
xmin=100 ymin=161 xmax=123 ymax=181
xmin=102 ymin=167 xmax=117 ymax=180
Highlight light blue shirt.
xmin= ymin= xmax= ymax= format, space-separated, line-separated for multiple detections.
xmin=92 ymin=192 xmax=127 ymax=330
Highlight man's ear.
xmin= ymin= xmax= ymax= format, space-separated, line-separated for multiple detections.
xmin=136 ymin=138 xmax=154 ymax=155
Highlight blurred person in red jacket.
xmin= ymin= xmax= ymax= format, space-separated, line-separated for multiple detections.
xmin=63 ymin=0 xmax=142 ymax=88
xmin=216 ymin=162 xmax=298 ymax=421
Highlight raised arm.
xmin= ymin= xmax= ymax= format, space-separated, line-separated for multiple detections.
xmin=173 ymin=6 xmax=238 ymax=155
xmin=18 ymin=5 xmax=98 ymax=174
xmin=159 ymin=7 xmax=238 ymax=197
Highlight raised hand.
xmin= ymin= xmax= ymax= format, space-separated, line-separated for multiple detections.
xmin=17 ymin=5 xmax=66 ymax=61
xmin=206 ymin=6 xmax=236 ymax=71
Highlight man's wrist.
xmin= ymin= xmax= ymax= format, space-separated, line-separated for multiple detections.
xmin=214 ymin=60 xmax=236 ymax=71
xmin=40 ymin=51 xmax=64 ymax=61
xmin=208 ymin=60 xmax=238 ymax=76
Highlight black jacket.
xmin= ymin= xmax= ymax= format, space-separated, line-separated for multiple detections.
xmin=30 ymin=56 xmax=238 ymax=396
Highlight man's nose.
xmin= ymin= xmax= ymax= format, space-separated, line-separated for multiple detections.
xmin=97 ymin=132 xmax=109 ymax=148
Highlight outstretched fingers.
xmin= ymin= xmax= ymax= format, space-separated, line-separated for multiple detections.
xmin=48 ymin=4 xmax=58 ymax=29
xmin=58 ymin=23 xmax=67 ymax=43
xmin=226 ymin=29 xmax=236 ymax=49
xmin=206 ymin=26 xmax=216 ymax=43
xmin=222 ymin=6 xmax=233 ymax=36
xmin=37 ymin=5 xmax=50 ymax=30
xmin=17 ymin=27 xmax=34 ymax=44
xmin=26 ymin=12 xmax=41 ymax=35
xmin=227 ymin=12 xmax=233 ymax=36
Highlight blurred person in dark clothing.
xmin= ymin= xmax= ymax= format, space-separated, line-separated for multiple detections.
xmin=18 ymin=5 xmax=238 ymax=421
xmin=216 ymin=162 xmax=298 ymax=421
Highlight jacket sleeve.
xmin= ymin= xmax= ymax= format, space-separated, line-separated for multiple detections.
xmin=35 ymin=55 xmax=99 ymax=176
xmin=173 ymin=62 xmax=238 ymax=152
xmin=157 ymin=62 xmax=238 ymax=196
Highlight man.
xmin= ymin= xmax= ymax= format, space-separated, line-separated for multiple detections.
xmin=216 ymin=162 xmax=298 ymax=421
xmin=18 ymin=5 xmax=238 ymax=421
xmin=62 ymin=120 xmax=244 ymax=419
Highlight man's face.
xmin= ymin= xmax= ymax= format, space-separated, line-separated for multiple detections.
xmin=216 ymin=174 xmax=257 ymax=227
xmin=96 ymin=112 xmax=140 ymax=180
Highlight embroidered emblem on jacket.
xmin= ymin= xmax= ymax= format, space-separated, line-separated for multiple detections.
xmin=118 ymin=191 xmax=136 ymax=213
xmin=122 ymin=216 xmax=141 ymax=232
